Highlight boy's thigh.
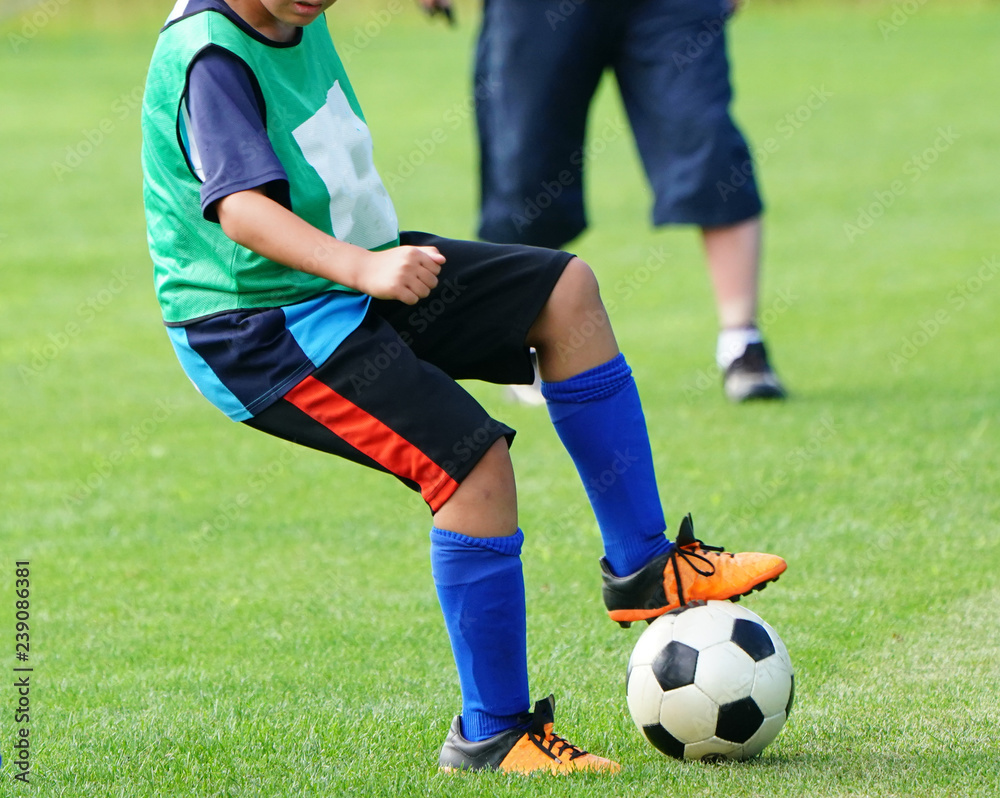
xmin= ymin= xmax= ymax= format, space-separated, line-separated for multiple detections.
xmin=245 ymin=309 xmax=514 ymax=513
xmin=373 ymin=232 xmax=572 ymax=385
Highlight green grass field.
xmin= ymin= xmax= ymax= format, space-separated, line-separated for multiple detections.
xmin=2 ymin=1 xmax=999 ymax=795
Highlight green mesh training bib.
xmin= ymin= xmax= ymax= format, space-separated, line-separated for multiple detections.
xmin=141 ymin=9 xmax=399 ymax=323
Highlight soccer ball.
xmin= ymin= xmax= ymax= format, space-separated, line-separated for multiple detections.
xmin=625 ymin=601 xmax=794 ymax=762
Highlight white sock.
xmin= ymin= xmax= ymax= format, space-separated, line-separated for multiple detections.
xmin=716 ymin=326 xmax=762 ymax=370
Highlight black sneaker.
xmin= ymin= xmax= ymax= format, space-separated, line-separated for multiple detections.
xmin=723 ymin=341 xmax=786 ymax=402
xmin=438 ymin=695 xmax=620 ymax=773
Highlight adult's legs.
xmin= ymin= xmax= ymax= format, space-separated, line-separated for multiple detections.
xmin=704 ymin=214 xmax=761 ymax=333
xmin=475 ymin=0 xmax=616 ymax=247
xmin=614 ymin=0 xmax=784 ymax=399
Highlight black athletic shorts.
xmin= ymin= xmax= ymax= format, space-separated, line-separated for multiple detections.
xmin=245 ymin=231 xmax=572 ymax=512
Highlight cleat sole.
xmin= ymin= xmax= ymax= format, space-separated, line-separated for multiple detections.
xmin=730 ymin=574 xmax=780 ymax=602
xmin=609 ymin=572 xmax=784 ymax=627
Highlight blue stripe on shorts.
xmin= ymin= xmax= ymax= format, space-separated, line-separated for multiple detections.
xmin=166 ymin=291 xmax=370 ymax=421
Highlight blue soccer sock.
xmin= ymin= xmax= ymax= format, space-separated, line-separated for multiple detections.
xmin=429 ymin=526 xmax=530 ymax=742
xmin=541 ymin=353 xmax=673 ymax=577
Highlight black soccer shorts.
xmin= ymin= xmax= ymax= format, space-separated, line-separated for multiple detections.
xmin=245 ymin=231 xmax=572 ymax=512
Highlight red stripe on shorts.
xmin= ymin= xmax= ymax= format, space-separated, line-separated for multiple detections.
xmin=284 ymin=375 xmax=460 ymax=512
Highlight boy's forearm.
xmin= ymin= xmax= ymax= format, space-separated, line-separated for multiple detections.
xmin=216 ymin=188 xmax=367 ymax=289
xmin=216 ymin=187 xmax=443 ymax=305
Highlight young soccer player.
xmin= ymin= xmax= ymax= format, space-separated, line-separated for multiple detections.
xmin=141 ymin=0 xmax=787 ymax=773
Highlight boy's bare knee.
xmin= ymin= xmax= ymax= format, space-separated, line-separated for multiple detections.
xmin=530 ymin=257 xmax=601 ymax=342
xmin=433 ymin=439 xmax=519 ymax=537
xmin=556 ymin=256 xmax=601 ymax=310
xmin=529 ymin=256 xmax=619 ymax=380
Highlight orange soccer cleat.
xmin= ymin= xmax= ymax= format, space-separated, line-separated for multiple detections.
xmin=601 ymin=514 xmax=787 ymax=627
xmin=438 ymin=695 xmax=620 ymax=774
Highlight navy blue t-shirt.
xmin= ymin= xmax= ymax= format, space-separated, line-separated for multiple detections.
xmin=178 ymin=0 xmax=294 ymax=220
